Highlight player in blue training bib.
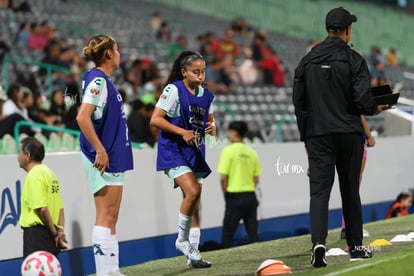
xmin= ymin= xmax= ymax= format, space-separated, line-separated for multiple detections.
xmin=76 ymin=34 xmax=133 ymax=275
xmin=151 ymin=51 xmax=215 ymax=268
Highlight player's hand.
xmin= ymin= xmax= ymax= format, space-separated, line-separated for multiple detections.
xmin=376 ymin=104 xmax=389 ymax=114
xmin=205 ymin=121 xmax=216 ymax=136
xmin=55 ymin=232 xmax=68 ymax=250
xmin=182 ymin=129 xmax=196 ymax=146
xmin=93 ymin=150 xmax=109 ymax=175
xmin=366 ymin=136 xmax=376 ymax=147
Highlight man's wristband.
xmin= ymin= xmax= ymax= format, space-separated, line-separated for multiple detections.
xmin=52 ymin=232 xmax=59 ymax=238
xmin=56 ymin=225 xmax=64 ymax=231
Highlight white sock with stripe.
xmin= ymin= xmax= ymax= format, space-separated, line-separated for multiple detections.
xmin=92 ymin=225 xmax=111 ymax=275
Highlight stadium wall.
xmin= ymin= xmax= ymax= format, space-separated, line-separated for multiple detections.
xmin=1 ymin=137 xmax=413 ymax=275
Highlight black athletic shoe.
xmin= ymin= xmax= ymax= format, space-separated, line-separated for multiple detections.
xmin=350 ymin=246 xmax=372 ymax=261
xmin=340 ymin=228 xmax=346 ymax=239
xmin=187 ymin=258 xmax=212 ymax=268
xmin=311 ymin=244 xmax=327 ymax=268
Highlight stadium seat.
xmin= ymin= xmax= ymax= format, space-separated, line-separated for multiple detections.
xmin=34 ymin=133 xmax=48 ymax=150
xmin=61 ymin=133 xmax=76 ymax=152
xmin=2 ymin=134 xmax=16 ymax=155
xmin=19 ymin=133 xmax=28 ymax=142
xmin=48 ymin=132 xmax=62 ymax=152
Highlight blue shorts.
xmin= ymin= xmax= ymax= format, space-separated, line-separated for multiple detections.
xmin=165 ymin=166 xmax=204 ymax=188
xmin=82 ymin=154 xmax=124 ymax=194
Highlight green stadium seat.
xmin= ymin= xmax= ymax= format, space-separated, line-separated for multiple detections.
xmin=19 ymin=133 xmax=28 ymax=142
xmin=2 ymin=134 xmax=16 ymax=155
xmin=34 ymin=133 xmax=48 ymax=150
xmin=61 ymin=133 xmax=76 ymax=152
xmin=48 ymin=132 xmax=62 ymax=152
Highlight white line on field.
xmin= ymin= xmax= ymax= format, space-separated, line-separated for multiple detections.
xmin=325 ymin=254 xmax=408 ymax=276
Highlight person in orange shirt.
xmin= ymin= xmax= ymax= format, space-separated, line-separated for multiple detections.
xmin=385 ymin=48 xmax=398 ymax=67
xmin=385 ymin=193 xmax=412 ymax=219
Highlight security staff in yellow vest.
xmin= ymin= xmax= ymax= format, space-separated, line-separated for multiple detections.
xmin=18 ymin=137 xmax=68 ymax=258
xmin=217 ymin=121 xmax=263 ymax=248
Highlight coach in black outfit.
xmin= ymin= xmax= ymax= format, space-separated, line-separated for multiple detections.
xmin=292 ymin=7 xmax=388 ymax=267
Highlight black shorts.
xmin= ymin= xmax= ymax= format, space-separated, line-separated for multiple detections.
xmin=22 ymin=225 xmax=60 ymax=258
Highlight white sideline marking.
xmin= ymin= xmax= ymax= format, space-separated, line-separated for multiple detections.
xmin=325 ymin=254 xmax=408 ymax=276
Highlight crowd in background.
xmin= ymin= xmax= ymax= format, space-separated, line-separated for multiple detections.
xmin=0 ymin=7 xmax=403 ymax=147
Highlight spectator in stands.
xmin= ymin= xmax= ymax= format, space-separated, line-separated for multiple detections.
xmin=64 ymin=73 xmax=81 ymax=101
xmin=139 ymin=57 xmax=160 ymax=88
xmin=139 ymin=77 xmax=161 ymax=105
xmin=0 ymin=85 xmax=7 ymax=123
xmin=23 ymin=89 xmax=60 ymax=138
xmin=211 ymin=29 xmax=240 ymax=60
xmin=121 ymin=60 xmax=139 ymax=101
xmin=385 ymin=193 xmax=412 ymax=219
xmin=0 ymin=35 xmax=11 ymax=62
xmin=40 ymin=20 xmax=57 ymax=45
xmin=385 ymin=48 xmax=398 ymax=67
xmin=0 ymin=106 xmax=3 ymax=124
xmin=197 ymin=31 xmax=216 ymax=62
xmin=223 ymin=54 xmax=241 ymax=84
xmin=0 ymin=0 xmax=31 ymax=12
xmin=0 ymin=84 xmax=37 ymax=137
xmin=205 ymin=57 xmax=231 ymax=94
xmin=123 ymin=57 xmax=159 ymax=103
xmin=127 ymin=99 xmax=156 ymax=147
xmin=15 ymin=21 xmax=31 ymax=47
xmin=48 ymin=88 xmax=67 ymax=126
xmin=118 ymin=88 xmax=131 ymax=118
xmin=27 ymin=22 xmax=48 ymax=51
xmin=156 ymin=21 xmax=172 ymax=43
xmin=238 ymin=58 xmax=259 ymax=85
xmin=251 ymin=32 xmax=271 ymax=62
xmin=258 ymin=48 xmax=285 ymax=87
xmin=39 ymin=42 xmax=61 ymax=75
xmin=150 ymin=11 xmax=162 ymax=33
xmin=58 ymin=46 xmax=76 ymax=69
xmin=230 ymin=17 xmax=253 ymax=37
xmin=169 ymin=35 xmax=188 ymax=60
xmin=369 ymin=46 xmax=386 ymax=87
xmin=51 ymin=46 xmax=79 ymax=92
xmin=63 ymin=99 xmax=80 ymax=131
xmin=0 ymin=92 xmax=5 ymax=121
xmin=2 ymin=82 xmax=27 ymax=118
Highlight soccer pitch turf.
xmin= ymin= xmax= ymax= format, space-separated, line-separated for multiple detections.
xmin=112 ymin=215 xmax=414 ymax=275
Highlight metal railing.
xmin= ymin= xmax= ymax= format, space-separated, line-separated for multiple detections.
xmin=12 ymin=121 xmax=144 ymax=154
xmin=2 ymin=55 xmax=73 ymax=96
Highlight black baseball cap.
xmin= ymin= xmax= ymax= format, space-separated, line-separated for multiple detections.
xmin=325 ymin=7 xmax=357 ymax=32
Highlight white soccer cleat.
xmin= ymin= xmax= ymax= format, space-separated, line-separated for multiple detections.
xmin=175 ymin=238 xmax=201 ymax=261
